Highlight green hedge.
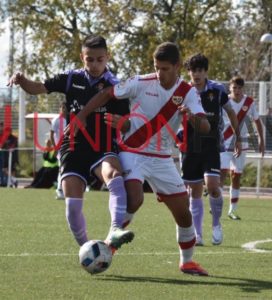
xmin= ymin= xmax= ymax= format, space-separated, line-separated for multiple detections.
xmin=224 ymin=163 xmax=272 ymax=188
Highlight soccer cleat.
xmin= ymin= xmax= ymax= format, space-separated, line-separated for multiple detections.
xmin=228 ymin=211 xmax=241 ymax=220
xmin=105 ymin=227 xmax=134 ymax=250
xmin=212 ymin=224 xmax=223 ymax=245
xmin=180 ymin=261 xmax=209 ymax=276
xmin=203 ymin=189 xmax=209 ymax=197
xmin=195 ymin=235 xmax=204 ymax=246
xmin=55 ymin=189 xmax=65 ymax=200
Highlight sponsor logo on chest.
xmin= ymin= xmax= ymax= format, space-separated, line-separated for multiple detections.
xmin=72 ymin=83 xmax=86 ymax=90
xmin=146 ymin=91 xmax=159 ymax=97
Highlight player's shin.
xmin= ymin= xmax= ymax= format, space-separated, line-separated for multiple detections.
xmin=65 ymin=198 xmax=88 ymax=246
xmin=229 ymin=187 xmax=240 ymax=212
xmin=209 ymin=194 xmax=223 ymax=227
xmin=190 ymin=197 xmax=204 ymax=242
xmin=176 ymin=225 xmax=196 ymax=264
xmin=107 ymin=176 xmax=127 ymax=229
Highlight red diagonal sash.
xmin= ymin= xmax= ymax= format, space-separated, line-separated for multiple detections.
xmin=223 ymin=96 xmax=254 ymax=140
xmin=124 ymin=81 xmax=192 ymax=148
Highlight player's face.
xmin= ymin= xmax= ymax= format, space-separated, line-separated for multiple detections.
xmin=188 ymin=68 xmax=207 ymax=89
xmin=154 ymin=59 xmax=180 ymax=89
xmin=81 ymin=47 xmax=109 ymax=78
xmin=230 ymin=83 xmax=244 ymax=100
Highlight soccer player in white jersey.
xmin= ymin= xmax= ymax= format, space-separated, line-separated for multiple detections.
xmin=221 ymin=76 xmax=265 ymax=220
xmin=50 ymin=101 xmax=67 ymax=200
xmin=72 ymin=42 xmax=211 ymax=276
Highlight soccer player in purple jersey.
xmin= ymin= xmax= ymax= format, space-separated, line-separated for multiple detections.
xmin=181 ymin=53 xmax=241 ymax=246
xmin=8 ymin=35 xmax=134 ymax=251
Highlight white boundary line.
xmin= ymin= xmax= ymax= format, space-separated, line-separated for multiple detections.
xmin=1 ymin=239 xmax=271 ymax=257
xmin=0 ymin=250 xmax=271 ymax=257
xmin=242 ymin=239 xmax=272 ymax=253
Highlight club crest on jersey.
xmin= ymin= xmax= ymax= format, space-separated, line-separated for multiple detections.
xmin=242 ymin=105 xmax=248 ymax=111
xmin=97 ymin=82 xmax=104 ymax=91
xmin=208 ymin=92 xmax=214 ymax=101
xmin=172 ymin=96 xmax=184 ymax=105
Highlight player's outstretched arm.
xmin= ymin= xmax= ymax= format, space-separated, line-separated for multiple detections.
xmin=226 ymin=108 xmax=242 ymax=157
xmin=7 ymin=72 xmax=47 ymax=95
xmin=67 ymin=86 xmax=113 ymax=137
xmin=178 ymin=104 xmax=210 ymax=134
xmin=189 ymin=114 xmax=210 ymax=134
xmin=104 ymin=113 xmax=131 ymax=134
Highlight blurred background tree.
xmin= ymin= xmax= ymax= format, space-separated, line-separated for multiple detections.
xmin=0 ymin=0 xmax=271 ymax=81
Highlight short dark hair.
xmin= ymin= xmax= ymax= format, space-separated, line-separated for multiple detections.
xmin=153 ymin=42 xmax=180 ymax=65
xmin=229 ymin=76 xmax=245 ymax=87
xmin=82 ymin=35 xmax=107 ymax=50
xmin=184 ymin=53 xmax=209 ymax=71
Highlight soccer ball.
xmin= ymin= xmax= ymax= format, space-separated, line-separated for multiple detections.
xmin=79 ymin=240 xmax=112 ymax=274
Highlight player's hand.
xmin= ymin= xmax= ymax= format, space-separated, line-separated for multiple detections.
xmin=104 ymin=113 xmax=122 ymax=129
xmin=64 ymin=111 xmax=87 ymax=137
xmin=104 ymin=113 xmax=130 ymax=133
xmin=7 ymin=72 xmax=24 ymax=87
xmin=234 ymin=140 xmax=242 ymax=158
xmin=177 ymin=104 xmax=191 ymax=115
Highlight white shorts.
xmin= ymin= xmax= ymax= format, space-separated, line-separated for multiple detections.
xmin=119 ymin=152 xmax=187 ymax=200
xmin=220 ymin=151 xmax=246 ymax=174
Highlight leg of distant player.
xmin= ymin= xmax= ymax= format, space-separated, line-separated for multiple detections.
xmin=187 ymin=181 xmax=204 ymax=246
xmin=205 ymin=175 xmax=223 ymax=245
xmin=94 ymin=156 xmax=134 ymax=249
xmin=63 ymin=176 xmax=88 ymax=246
xmin=229 ymin=171 xmax=242 ymax=219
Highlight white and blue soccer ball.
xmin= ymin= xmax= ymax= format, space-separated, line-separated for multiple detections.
xmin=79 ymin=240 xmax=112 ymax=274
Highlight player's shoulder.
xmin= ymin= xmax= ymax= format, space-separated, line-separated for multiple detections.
xmin=179 ymin=77 xmax=193 ymax=90
xmin=104 ymin=69 xmax=120 ymax=86
xmin=207 ymin=79 xmax=226 ymax=93
xmin=138 ymin=73 xmax=157 ymax=82
xmin=64 ymin=68 xmax=84 ymax=78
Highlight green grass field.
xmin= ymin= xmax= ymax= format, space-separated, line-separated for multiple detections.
xmin=0 ymin=188 xmax=271 ymax=300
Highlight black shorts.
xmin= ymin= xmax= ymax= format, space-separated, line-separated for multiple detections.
xmin=182 ymin=151 xmax=220 ymax=182
xmin=60 ymin=136 xmax=118 ymax=185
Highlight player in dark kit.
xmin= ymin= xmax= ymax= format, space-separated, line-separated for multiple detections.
xmin=8 ymin=35 xmax=134 ymax=251
xmin=180 ymin=53 xmax=241 ymax=246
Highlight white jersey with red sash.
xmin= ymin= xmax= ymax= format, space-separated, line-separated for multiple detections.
xmin=223 ymin=95 xmax=259 ymax=151
xmin=112 ymin=73 xmax=205 ymax=156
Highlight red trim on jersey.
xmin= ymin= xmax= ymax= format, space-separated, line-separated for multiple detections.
xmin=224 ymin=96 xmax=254 ymax=140
xmin=179 ymin=238 xmax=196 ymax=250
xmin=124 ymin=81 xmax=192 ymax=149
xmin=231 ymin=197 xmax=239 ymax=204
xmin=156 ymin=191 xmax=188 ymax=202
xmin=121 ymin=149 xmax=171 ymax=158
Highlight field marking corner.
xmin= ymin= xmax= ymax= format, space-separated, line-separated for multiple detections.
xmin=242 ymin=239 xmax=272 ymax=253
